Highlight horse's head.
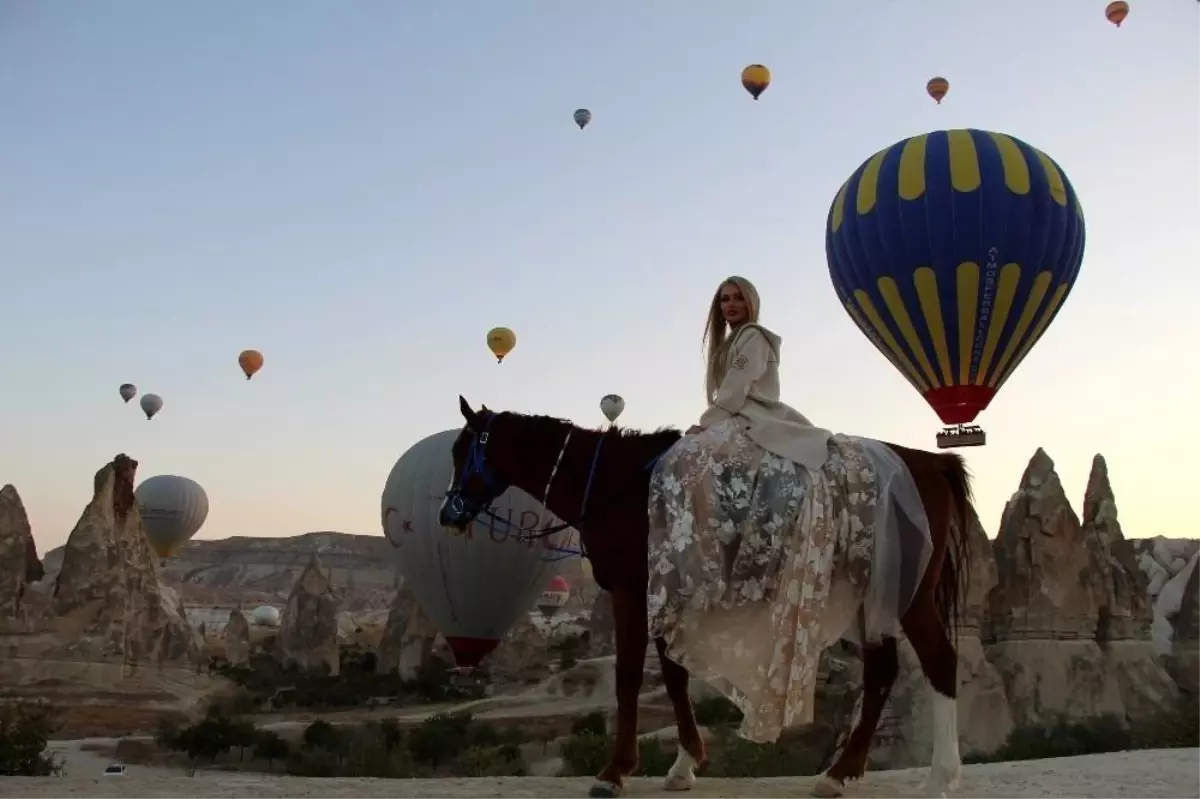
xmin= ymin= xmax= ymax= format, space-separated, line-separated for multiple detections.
xmin=438 ymin=396 xmax=512 ymax=530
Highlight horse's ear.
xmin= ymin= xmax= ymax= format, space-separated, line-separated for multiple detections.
xmin=480 ymin=404 xmax=490 ymax=413
xmin=458 ymin=395 xmax=476 ymax=425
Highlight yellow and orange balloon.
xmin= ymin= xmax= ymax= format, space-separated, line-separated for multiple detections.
xmin=486 ymin=327 xmax=516 ymax=363
xmin=238 ymin=349 xmax=264 ymax=380
xmin=1105 ymin=1 xmax=1129 ymax=27
xmin=740 ymin=64 xmax=771 ymax=100
xmin=926 ymin=77 xmax=950 ymax=104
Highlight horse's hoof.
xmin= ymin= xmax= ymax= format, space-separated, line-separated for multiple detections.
xmin=812 ymin=775 xmax=846 ymax=798
xmin=589 ymin=780 xmax=622 ymax=798
xmin=922 ymin=765 xmax=960 ymax=797
xmin=664 ymin=772 xmax=695 ymax=791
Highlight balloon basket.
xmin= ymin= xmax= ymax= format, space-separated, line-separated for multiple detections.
xmin=936 ymin=425 xmax=986 ymax=449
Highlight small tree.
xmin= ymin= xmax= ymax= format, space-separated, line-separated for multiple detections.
xmin=0 ymin=702 xmax=62 ymax=776
xmin=302 ymin=719 xmax=341 ymax=753
xmin=253 ymin=731 xmax=290 ymax=771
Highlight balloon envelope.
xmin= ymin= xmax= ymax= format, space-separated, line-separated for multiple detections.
xmin=381 ymin=428 xmax=573 ymax=667
xmin=119 ymin=383 xmax=137 ymax=403
xmin=740 ymin=64 xmax=770 ymax=99
xmin=135 ymin=475 xmax=209 ymax=558
xmin=926 ymin=77 xmax=949 ymax=104
xmin=599 ymin=394 xmax=625 ymax=423
xmin=825 ymin=129 xmax=1085 ymax=427
xmin=238 ymin=349 xmax=264 ymax=380
xmin=250 ymin=605 xmax=281 ymax=627
xmin=537 ymin=575 xmax=571 ymax=617
xmin=1105 ymin=1 xmax=1129 ymax=26
xmin=573 ymin=108 xmax=592 ymax=129
xmin=140 ymin=393 xmax=163 ymax=420
xmin=486 ymin=327 xmax=516 ymax=363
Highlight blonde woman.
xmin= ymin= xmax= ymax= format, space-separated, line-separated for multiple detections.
xmin=685 ymin=275 xmax=830 ymax=470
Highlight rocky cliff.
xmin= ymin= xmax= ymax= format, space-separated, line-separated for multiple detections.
xmin=278 ymin=553 xmax=341 ymax=675
xmin=0 ymin=456 xmax=216 ymax=735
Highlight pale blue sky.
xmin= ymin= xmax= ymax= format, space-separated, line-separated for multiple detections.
xmin=2 ymin=2 xmax=1197 ymax=552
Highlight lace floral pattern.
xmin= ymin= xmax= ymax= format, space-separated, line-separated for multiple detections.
xmin=647 ymin=418 xmax=878 ymax=743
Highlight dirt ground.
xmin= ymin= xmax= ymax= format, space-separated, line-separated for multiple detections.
xmin=9 ymin=743 xmax=1198 ymax=798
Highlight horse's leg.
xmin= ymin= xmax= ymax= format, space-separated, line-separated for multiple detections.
xmin=813 ymin=636 xmax=900 ymax=798
xmin=654 ymin=635 xmax=706 ymax=791
xmin=589 ymin=585 xmax=647 ymax=799
xmin=900 ymin=592 xmax=960 ymax=798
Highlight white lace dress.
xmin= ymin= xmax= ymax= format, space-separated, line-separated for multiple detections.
xmin=647 ymin=419 xmax=930 ymax=743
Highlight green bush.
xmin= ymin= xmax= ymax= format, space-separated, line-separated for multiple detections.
xmin=214 ymin=652 xmax=481 ymax=711
xmin=406 ymin=713 xmax=474 ymax=768
xmin=570 ymin=711 xmax=607 ymax=736
xmin=455 ymin=745 xmax=527 ymax=777
xmin=967 ymin=713 xmax=1134 ymax=764
xmin=561 ymin=731 xmax=612 ymax=776
xmin=705 ymin=727 xmax=827 ymax=778
xmin=635 ymin=737 xmax=674 ymax=777
xmin=253 ymin=730 xmax=290 ymax=770
xmin=693 ymin=695 xmax=744 ymax=727
xmin=0 ymin=702 xmax=62 ymax=776
xmin=1133 ymin=694 xmax=1200 ymax=750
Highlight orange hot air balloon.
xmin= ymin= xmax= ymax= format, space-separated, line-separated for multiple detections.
xmin=1105 ymin=1 xmax=1129 ymax=26
xmin=926 ymin=77 xmax=950 ymax=104
xmin=238 ymin=349 xmax=264 ymax=380
xmin=740 ymin=64 xmax=771 ymax=100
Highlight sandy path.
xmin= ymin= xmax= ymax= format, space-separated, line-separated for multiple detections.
xmin=4 ymin=747 xmax=1196 ymax=798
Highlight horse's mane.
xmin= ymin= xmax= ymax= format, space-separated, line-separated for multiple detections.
xmin=499 ymin=411 xmax=682 ymax=452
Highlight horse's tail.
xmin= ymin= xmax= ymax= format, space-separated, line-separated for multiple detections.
xmin=935 ymin=452 xmax=974 ymax=645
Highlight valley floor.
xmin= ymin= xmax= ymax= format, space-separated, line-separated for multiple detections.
xmin=8 ymin=745 xmax=1198 ymax=798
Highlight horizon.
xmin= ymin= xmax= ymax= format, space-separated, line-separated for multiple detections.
xmin=2 ymin=2 xmax=1197 ymax=553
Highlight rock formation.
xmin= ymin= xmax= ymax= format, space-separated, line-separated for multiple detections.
xmin=377 ymin=582 xmax=437 ymax=680
xmin=0 ymin=455 xmax=215 ymax=736
xmin=223 ymin=608 xmax=251 ymax=666
xmin=48 ymin=455 xmax=200 ymax=665
xmin=1159 ymin=552 xmax=1199 ymax=695
xmin=1080 ymin=455 xmax=1150 ymax=641
xmin=986 ymin=449 xmax=1176 ymax=729
xmin=278 ymin=552 xmax=340 ymax=675
xmin=0 ymin=484 xmax=43 ymax=622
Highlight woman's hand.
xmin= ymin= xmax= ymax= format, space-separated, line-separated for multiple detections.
xmin=685 ymin=425 xmax=705 ymax=435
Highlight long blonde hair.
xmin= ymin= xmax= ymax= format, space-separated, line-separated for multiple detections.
xmin=703 ymin=275 xmax=761 ymax=401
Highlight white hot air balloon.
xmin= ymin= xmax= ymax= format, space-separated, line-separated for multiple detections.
xmin=250 ymin=605 xmax=282 ymax=628
xmin=381 ymin=428 xmax=574 ymax=667
xmin=140 ymin=393 xmax=163 ymax=420
xmin=599 ymin=394 xmax=625 ymax=423
xmin=135 ymin=475 xmax=209 ymax=558
xmin=537 ymin=575 xmax=571 ymax=618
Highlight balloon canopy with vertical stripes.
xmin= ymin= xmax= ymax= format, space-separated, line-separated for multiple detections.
xmin=825 ymin=128 xmax=1086 ymax=427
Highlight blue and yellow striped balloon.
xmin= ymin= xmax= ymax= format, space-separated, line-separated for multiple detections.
xmin=825 ymin=129 xmax=1085 ymax=426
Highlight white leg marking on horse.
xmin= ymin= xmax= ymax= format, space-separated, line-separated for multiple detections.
xmin=812 ymin=774 xmax=846 ymax=797
xmin=588 ymin=779 xmax=623 ymax=798
xmin=923 ymin=691 xmax=961 ymax=797
xmin=663 ymin=747 xmax=697 ymax=791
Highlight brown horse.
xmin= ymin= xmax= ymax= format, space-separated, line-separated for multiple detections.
xmin=439 ymin=396 xmax=973 ymax=799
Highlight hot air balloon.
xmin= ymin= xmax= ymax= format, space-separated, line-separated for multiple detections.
xmin=135 ymin=475 xmax=209 ymax=557
xmin=537 ymin=575 xmax=571 ymax=618
xmin=740 ymin=64 xmax=771 ymax=100
xmin=250 ymin=605 xmax=282 ymax=628
xmin=238 ymin=349 xmax=264 ymax=380
xmin=381 ymin=428 xmax=573 ymax=667
xmin=599 ymin=394 xmax=625 ymax=423
xmin=926 ymin=77 xmax=950 ymax=104
xmin=581 ymin=557 xmax=594 ymax=582
xmin=825 ymin=129 xmax=1085 ymax=449
xmin=486 ymin=327 xmax=516 ymax=363
xmin=1105 ymin=1 xmax=1129 ymax=26
xmin=573 ymin=109 xmax=592 ymax=130
xmin=119 ymin=383 xmax=137 ymax=403
xmin=140 ymin=393 xmax=163 ymax=420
